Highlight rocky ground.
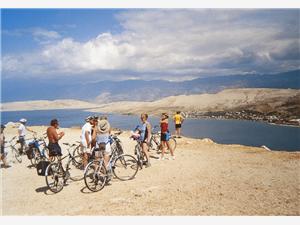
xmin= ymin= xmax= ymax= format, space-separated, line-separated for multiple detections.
xmin=1 ymin=126 xmax=299 ymax=215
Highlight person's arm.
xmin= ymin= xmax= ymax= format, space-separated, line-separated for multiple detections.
xmin=50 ymin=128 xmax=64 ymax=142
xmin=92 ymin=127 xmax=97 ymax=143
xmin=85 ymin=131 xmax=90 ymax=147
xmin=26 ymin=127 xmax=36 ymax=134
xmin=146 ymin=123 xmax=151 ymax=142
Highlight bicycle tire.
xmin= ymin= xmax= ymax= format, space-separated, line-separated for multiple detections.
xmin=45 ymin=162 xmax=65 ymax=193
xmin=12 ymin=147 xmax=22 ymax=163
xmin=30 ymin=148 xmax=41 ymax=167
xmin=168 ymin=137 xmax=177 ymax=151
xmin=84 ymin=160 xmax=107 ymax=192
xmin=113 ymin=154 xmax=138 ymax=181
xmin=72 ymin=145 xmax=83 ymax=164
xmin=135 ymin=145 xmax=143 ymax=169
xmin=67 ymin=155 xmax=84 ymax=181
xmin=150 ymin=135 xmax=160 ymax=151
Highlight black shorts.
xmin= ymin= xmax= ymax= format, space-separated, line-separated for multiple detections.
xmin=1 ymin=145 xmax=4 ymax=154
xmin=18 ymin=136 xmax=26 ymax=145
xmin=48 ymin=142 xmax=62 ymax=157
xmin=175 ymin=124 xmax=182 ymax=129
xmin=161 ymin=133 xmax=168 ymax=141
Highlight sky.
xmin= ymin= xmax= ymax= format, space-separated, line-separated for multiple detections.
xmin=1 ymin=9 xmax=300 ymax=81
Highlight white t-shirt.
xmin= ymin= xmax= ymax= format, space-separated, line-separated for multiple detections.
xmin=81 ymin=122 xmax=92 ymax=147
xmin=18 ymin=124 xmax=26 ymax=137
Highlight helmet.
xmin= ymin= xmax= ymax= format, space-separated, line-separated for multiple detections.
xmin=85 ymin=116 xmax=93 ymax=122
xmin=19 ymin=118 xmax=27 ymax=123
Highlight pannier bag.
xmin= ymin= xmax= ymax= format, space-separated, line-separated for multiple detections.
xmin=36 ymin=160 xmax=50 ymax=176
xmin=25 ymin=147 xmax=34 ymax=160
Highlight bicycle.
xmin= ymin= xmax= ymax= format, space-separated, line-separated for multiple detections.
xmin=26 ymin=135 xmax=49 ymax=167
xmin=44 ymin=143 xmax=84 ymax=193
xmin=7 ymin=136 xmax=23 ymax=163
xmin=149 ymin=125 xmax=177 ymax=153
xmin=84 ymin=140 xmax=138 ymax=192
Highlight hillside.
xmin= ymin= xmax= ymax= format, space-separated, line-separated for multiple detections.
xmin=2 ymin=70 xmax=299 ymax=103
xmin=87 ymin=88 xmax=300 ymax=116
xmin=1 ymin=99 xmax=98 ymax=112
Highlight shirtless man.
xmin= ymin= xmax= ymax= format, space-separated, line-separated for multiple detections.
xmin=47 ymin=119 xmax=65 ymax=159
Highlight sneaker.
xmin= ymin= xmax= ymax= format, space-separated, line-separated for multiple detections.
xmin=159 ymin=157 xmax=165 ymax=161
xmin=172 ymin=156 xmax=176 ymax=160
xmin=145 ymin=162 xmax=151 ymax=168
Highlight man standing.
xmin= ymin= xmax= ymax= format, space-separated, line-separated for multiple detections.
xmin=18 ymin=118 xmax=36 ymax=152
xmin=81 ymin=116 xmax=93 ymax=168
xmin=47 ymin=119 xmax=64 ymax=158
xmin=173 ymin=111 xmax=184 ymax=138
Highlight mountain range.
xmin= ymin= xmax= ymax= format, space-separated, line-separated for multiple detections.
xmin=2 ymin=70 xmax=299 ymax=103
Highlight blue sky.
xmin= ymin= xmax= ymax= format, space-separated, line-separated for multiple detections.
xmin=1 ymin=9 xmax=300 ymax=81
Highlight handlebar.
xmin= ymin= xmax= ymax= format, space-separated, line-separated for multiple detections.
xmin=63 ymin=142 xmax=77 ymax=147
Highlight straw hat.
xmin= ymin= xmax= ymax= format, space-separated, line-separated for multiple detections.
xmin=98 ymin=119 xmax=110 ymax=134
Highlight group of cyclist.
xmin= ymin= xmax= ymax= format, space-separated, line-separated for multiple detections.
xmin=0 ymin=111 xmax=184 ymax=169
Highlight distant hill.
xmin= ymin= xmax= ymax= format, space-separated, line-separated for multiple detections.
xmin=87 ymin=88 xmax=300 ymax=117
xmin=2 ymin=70 xmax=299 ymax=103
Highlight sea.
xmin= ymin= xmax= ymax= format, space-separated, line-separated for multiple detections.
xmin=1 ymin=109 xmax=299 ymax=151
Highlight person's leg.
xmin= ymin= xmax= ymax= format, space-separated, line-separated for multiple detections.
xmin=83 ymin=152 xmax=89 ymax=168
xmin=175 ymin=127 xmax=179 ymax=137
xmin=161 ymin=141 xmax=166 ymax=159
xmin=142 ymin=142 xmax=151 ymax=166
xmin=166 ymin=141 xmax=175 ymax=159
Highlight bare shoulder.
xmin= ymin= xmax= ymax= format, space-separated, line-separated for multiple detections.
xmin=47 ymin=126 xmax=55 ymax=133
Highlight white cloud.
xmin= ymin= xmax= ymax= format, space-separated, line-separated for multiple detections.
xmin=2 ymin=9 xmax=299 ymax=80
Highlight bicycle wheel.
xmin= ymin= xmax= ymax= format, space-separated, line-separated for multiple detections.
xmin=84 ymin=160 xmax=107 ymax=192
xmin=168 ymin=137 xmax=177 ymax=151
xmin=41 ymin=147 xmax=50 ymax=160
xmin=135 ymin=145 xmax=143 ymax=169
xmin=67 ymin=155 xmax=84 ymax=181
xmin=30 ymin=148 xmax=40 ymax=167
xmin=72 ymin=145 xmax=83 ymax=164
xmin=12 ymin=147 xmax=22 ymax=163
xmin=150 ymin=135 xmax=160 ymax=151
xmin=45 ymin=162 xmax=65 ymax=193
xmin=113 ymin=154 xmax=138 ymax=181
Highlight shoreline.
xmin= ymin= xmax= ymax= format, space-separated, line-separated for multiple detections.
xmin=2 ymin=107 xmax=300 ymax=128
xmin=3 ymin=124 xmax=300 ymax=153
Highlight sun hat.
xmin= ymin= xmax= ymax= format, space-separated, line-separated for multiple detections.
xmin=19 ymin=118 xmax=27 ymax=123
xmin=98 ymin=118 xmax=110 ymax=134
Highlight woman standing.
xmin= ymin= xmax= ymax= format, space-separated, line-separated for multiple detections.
xmin=140 ymin=113 xmax=151 ymax=168
xmin=160 ymin=113 xmax=175 ymax=160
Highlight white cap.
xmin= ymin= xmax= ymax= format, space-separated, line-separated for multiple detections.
xmin=19 ymin=118 xmax=27 ymax=123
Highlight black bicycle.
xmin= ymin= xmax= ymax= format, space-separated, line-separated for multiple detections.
xmin=84 ymin=139 xmax=138 ymax=192
xmin=45 ymin=143 xmax=84 ymax=193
